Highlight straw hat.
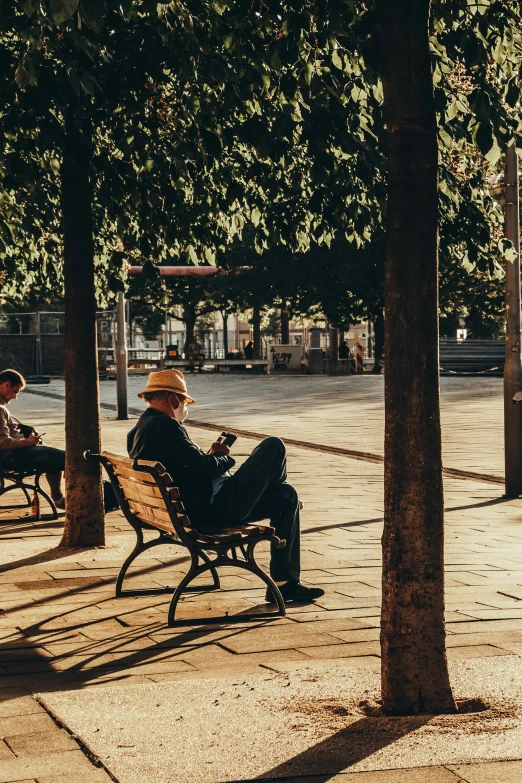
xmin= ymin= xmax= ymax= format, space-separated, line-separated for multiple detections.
xmin=137 ymin=369 xmax=195 ymax=403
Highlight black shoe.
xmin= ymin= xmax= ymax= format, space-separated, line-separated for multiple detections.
xmin=265 ymin=580 xmax=325 ymax=604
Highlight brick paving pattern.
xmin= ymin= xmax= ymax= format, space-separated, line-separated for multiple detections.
xmin=1 ymin=377 xmax=521 ymax=782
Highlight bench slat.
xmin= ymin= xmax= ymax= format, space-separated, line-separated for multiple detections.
xmin=128 ymin=500 xmax=173 ymax=524
xmin=118 ymin=477 xmax=164 ymax=499
xmin=127 ymin=501 xmax=180 ymax=535
xmin=121 ymin=485 xmax=169 ymax=510
xmin=113 ymin=465 xmax=157 ymax=484
xmin=101 ymin=451 xmax=134 ymax=469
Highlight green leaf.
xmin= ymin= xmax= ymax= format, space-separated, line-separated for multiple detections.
xmin=212 ymin=1 xmax=227 ymax=14
xmin=505 ymin=81 xmax=520 ymax=109
xmin=49 ymin=0 xmax=79 ymax=25
xmin=66 ymin=67 xmax=81 ymax=97
xmin=251 ymin=207 xmax=261 ymax=227
xmin=79 ymin=0 xmax=106 ymax=31
xmin=14 ymin=63 xmax=31 ymax=89
xmin=223 ymin=32 xmax=235 ymax=50
xmin=331 ymin=50 xmax=343 ymax=70
xmin=304 ymin=61 xmax=314 ymax=86
xmin=485 ymin=137 xmax=501 ymax=166
xmin=475 ymin=121 xmax=493 ymax=156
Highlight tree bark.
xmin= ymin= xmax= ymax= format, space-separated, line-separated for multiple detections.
xmin=280 ymin=308 xmax=290 ymax=344
xmin=377 ymin=0 xmax=456 ymax=715
xmin=253 ymin=306 xmax=261 ymax=359
xmin=60 ymin=113 xmax=105 ymax=548
xmin=372 ymin=312 xmax=385 ymax=375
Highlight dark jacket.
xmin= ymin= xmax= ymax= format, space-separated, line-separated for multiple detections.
xmin=127 ymin=408 xmax=235 ymax=532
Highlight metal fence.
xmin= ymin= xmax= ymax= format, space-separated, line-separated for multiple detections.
xmin=0 ymin=311 xmax=115 ymax=377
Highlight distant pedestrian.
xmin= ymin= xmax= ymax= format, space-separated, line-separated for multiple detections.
xmin=339 ymin=340 xmax=350 ymax=360
xmin=186 ymin=341 xmax=205 ymax=373
xmin=244 ymin=341 xmax=254 ymax=359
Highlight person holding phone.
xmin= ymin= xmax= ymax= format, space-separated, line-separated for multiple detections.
xmin=0 ymin=368 xmax=119 ymax=514
xmin=128 ymin=369 xmax=325 ymax=604
xmin=0 ymin=369 xmax=66 ymax=508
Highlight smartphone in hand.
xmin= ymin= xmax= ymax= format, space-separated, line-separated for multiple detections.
xmin=217 ymin=432 xmax=237 ymax=448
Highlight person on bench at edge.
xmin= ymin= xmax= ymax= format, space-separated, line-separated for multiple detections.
xmin=0 ymin=368 xmax=118 ymax=513
xmin=127 ymin=369 xmax=325 ymax=604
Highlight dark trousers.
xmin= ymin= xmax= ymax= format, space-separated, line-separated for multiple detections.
xmin=7 ymin=445 xmax=117 ymax=512
xmin=212 ymin=437 xmax=300 ymax=582
xmin=8 ymin=445 xmax=65 ymax=472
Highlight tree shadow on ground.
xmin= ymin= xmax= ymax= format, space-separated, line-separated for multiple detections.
xmin=0 ymin=545 xmax=91 ymax=572
xmin=256 ymin=713 xmax=431 ymax=780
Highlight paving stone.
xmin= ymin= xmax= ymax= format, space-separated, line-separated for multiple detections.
xmin=449 ymin=760 xmax=522 ymax=781
xmin=299 ymin=641 xmax=381 ymax=659
xmin=0 ymin=740 xmax=14 ymax=761
xmin=0 ymin=749 xmax=101 ymax=783
xmin=0 ymin=698 xmax=42 ymax=718
xmin=220 ymin=627 xmax=339 ymax=654
xmin=5 ymin=729 xmax=79 ymax=757
xmin=446 ymin=645 xmax=510 ymax=659
xmin=0 ymin=713 xmax=57 ymax=738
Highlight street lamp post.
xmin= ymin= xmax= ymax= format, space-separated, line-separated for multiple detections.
xmin=504 ymin=142 xmax=522 ymax=497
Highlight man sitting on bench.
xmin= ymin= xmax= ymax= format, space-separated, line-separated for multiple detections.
xmin=127 ymin=369 xmax=325 ymax=604
xmin=0 ymin=368 xmax=118 ymax=513
xmin=0 ymin=369 xmax=66 ymax=508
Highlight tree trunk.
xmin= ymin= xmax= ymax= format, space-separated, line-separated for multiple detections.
xmin=222 ymin=311 xmax=229 ymax=355
xmin=328 ymin=325 xmax=339 ymax=362
xmin=377 ymin=0 xmax=456 ymax=715
xmin=183 ymin=305 xmax=197 ymax=355
xmin=372 ymin=312 xmax=385 ymax=375
xmin=60 ymin=114 xmax=105 ymax=548
xmin=253 ymin=306 xmax=261 ymax=359
xmin=280 ymin=308 xmax=290 ymax=344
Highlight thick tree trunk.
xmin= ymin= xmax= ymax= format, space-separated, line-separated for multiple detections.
xmin=60 ymin=114 xmax=105 ymax=548
xmin=372 ymin=312 xmax=385 ymax=375
xmin=280 ymin=308 xmax=290 ymax=344
xmin=377 ymin=0 xmax=456 ymax=715
xmin=253 ymin=306 xmax=261 ymax=359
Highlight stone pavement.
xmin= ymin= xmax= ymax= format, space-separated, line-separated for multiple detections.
xmin=1 ymin=379 xmax=522 ymax=782
xmin=24 ymin=375 xmax=506 ymax=477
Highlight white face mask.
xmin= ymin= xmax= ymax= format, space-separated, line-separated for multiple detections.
xmin=172 ymin=398 xmax=188 ymax=423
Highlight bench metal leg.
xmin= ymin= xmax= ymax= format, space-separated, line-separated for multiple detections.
xmin=0 ymin=474 xmax=57 ymax=519
xmin=167 ymin=548 xmax=286 ymax=626
xmin=199 ymin=550 xmax=220 ymax=589
xmin=116 ymin=531 xmax=220 ymax=597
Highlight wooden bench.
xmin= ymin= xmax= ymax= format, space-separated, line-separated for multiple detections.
xmin=0 ymin=465 xmax=57 ymax=519
xmin=87 ymin=450 xmax=286 ymax=625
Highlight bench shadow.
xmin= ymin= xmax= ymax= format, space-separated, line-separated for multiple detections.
xmin=255 ymin=713 xmax=431 ymax=780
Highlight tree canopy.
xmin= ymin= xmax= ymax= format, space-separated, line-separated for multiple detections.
xmin=2 ymin=0 xmax=521 ymax=305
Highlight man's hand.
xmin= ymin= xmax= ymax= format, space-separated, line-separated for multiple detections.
xmin=24 ymin=433 xmax=40 ymax=446
xmin=210 ymin=442 xmax=230 ymax=456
